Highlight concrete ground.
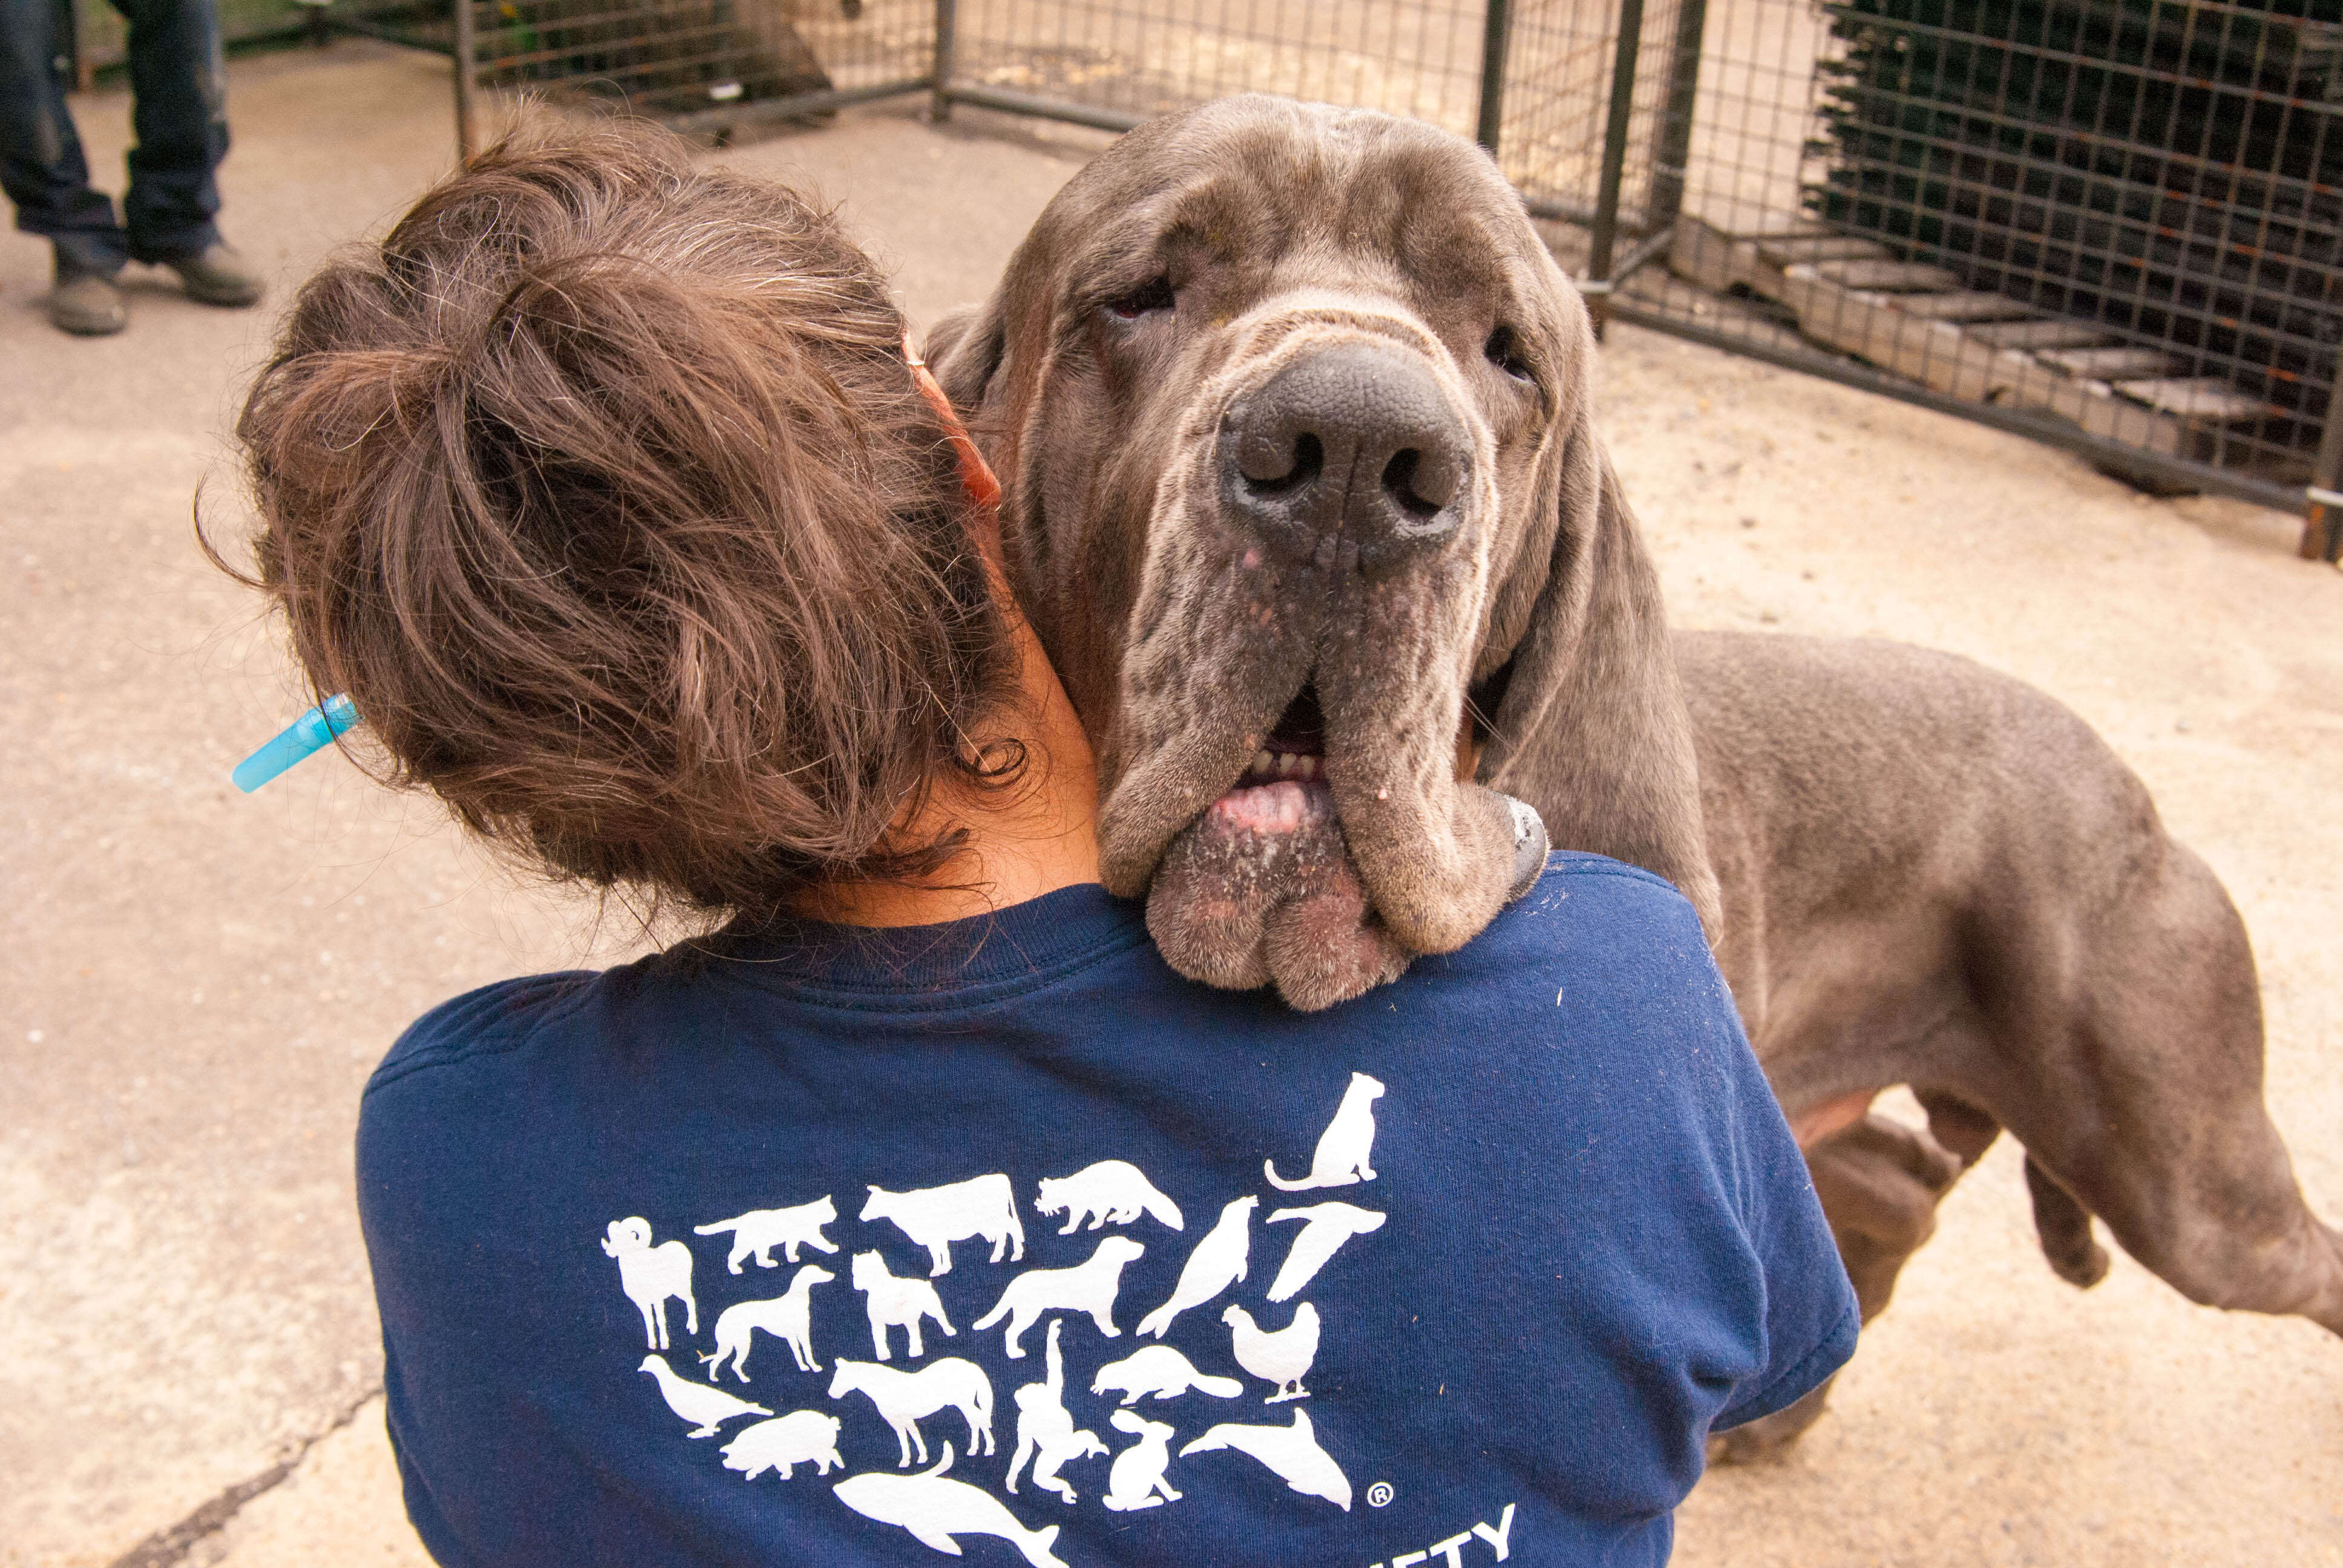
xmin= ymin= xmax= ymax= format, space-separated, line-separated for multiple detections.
xmin=0 ymin=40 xmax=2335 ymax=1568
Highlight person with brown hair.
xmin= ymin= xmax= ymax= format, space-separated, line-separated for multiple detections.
xmin=219 ymin=123 xmax=1852 ymax=1564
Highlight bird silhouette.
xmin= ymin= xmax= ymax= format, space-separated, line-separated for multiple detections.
xmin=1265 ymin=1203 xmax=1386 ymax=1302
xmin=1223 ymin=1302 xmax=1319 ymax=1401
xmin=638 ymin=1353 xmax=772 ymax=1437
xmin=1135 ymin=1195 xmax=1255 ymax=1338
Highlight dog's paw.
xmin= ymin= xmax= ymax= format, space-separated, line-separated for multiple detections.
xmin=1145 ymin=780 xmax=1411 ymax=1011
xmin=1706 ymin=1379 xmax=1834 ymax=1465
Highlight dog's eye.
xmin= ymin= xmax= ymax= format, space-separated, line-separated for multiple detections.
xmin=1484 ymin=325 xmax=1534 ymax=382
xmin=1107 ymin=277 xmax=1175 ymax=320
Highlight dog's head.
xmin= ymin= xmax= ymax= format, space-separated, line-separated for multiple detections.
xmin=931 ymin=96 xmax=1714 ymax=1008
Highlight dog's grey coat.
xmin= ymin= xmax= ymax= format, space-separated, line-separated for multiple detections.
xmin=929 ymin=96 xmax=2342 ymax=1451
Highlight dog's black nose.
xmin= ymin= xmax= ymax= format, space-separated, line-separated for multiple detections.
xmin=1219 ymin=341 xmax=1470 ymax=575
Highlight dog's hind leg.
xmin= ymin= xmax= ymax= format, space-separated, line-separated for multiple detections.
xmin=2024 ymin=1155 xmax=2109 ymax=1288
xmin=1984 ymin=837 xmax=2343 ymax=1336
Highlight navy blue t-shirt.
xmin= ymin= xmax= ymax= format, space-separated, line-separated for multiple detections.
xmin=359 ymin=855 xmax=1855 ymax=1567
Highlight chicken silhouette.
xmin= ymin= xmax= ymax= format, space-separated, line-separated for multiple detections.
xmin=1222 ymin=1302 xmax=1319 ymax=1402
xmin=638 ymin=1354 xmax=773 ymax=1437
xmin=1135 ymin=1195 xmax=1255 ymax=1338
xmin=1264 ymin=1204 xmax=1385 ymax=1302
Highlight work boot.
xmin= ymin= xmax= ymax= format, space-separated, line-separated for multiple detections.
xmin=48 ymin=259 xmax=126 ymax=336
xmin=162 ymin=243 xmax=265 ymax=308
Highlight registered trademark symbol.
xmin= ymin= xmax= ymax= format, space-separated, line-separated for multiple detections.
xmin=1366 ymin=1481 xmax=1395 ymax=1508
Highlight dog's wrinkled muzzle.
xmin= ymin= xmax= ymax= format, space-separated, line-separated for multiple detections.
xmin=1144 ymin=782 xmax=1547 ymax=1013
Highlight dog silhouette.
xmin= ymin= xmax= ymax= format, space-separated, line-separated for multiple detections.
xmin=975 ymin=1235 xmax=1144 ymax=1357
xmin=851 ymin=1250 xmax=955 ymax=1362
xmin=700 ymin=1264 xmax=832 ymax=1382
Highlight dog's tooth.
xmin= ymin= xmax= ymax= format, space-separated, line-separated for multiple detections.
xmin=1253 ymin=750 xmax=1274 ymax=778
xmin=1277 ymin=753 xmax=1298 ymax=778
xmin=1296 ymin=756 xmax=1319 ymax=782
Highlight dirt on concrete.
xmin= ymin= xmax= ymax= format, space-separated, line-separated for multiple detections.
xmin=0 ymin=40 xmax=2334 ymax=1568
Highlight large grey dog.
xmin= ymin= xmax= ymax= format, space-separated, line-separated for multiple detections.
xmin=925 ymin=95 xmax=2342 ymax=1451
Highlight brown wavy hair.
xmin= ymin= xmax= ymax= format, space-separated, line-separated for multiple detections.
xmin=211 ymin=122 xmax=1021 ymax=919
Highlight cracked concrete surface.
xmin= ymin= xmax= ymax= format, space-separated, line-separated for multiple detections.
xmin=2 ymin=39 xmax=2335 ymax=1568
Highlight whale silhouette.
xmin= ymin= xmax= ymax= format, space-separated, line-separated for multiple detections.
xmin=1180 ymin=1407 xmax=1353 ymax=1510
xmin=833 ymin=1445 xmax=1069 ymax=1567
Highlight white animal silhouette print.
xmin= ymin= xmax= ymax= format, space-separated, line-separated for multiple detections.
xmin=862 ymin=1174 xmax=1024 ymax=1276
xmin=1181 ymin=1407 xmax=1353 ymax=1509
xmin=638 ymin=1354 xmax=770 ymax=1438
xmin=1033 ymin=1160 xmax=1185 ymax=1234
xmin=851 ymin=1250 xmax=955 ymax=1362
xmin=602 ymin=1217 xmax=697 ymax=1351
xmin=974 ymin=1234 xmax=1145 ymax=1357
xmin=1100 ymin=1410 xmax=1183 ymax=1511
xmin=833 ymin=1445 xmax=1068 ymax=1568
xmin=828 ymin=1357 xmax=995 ymax=1468
xmin=1090 ymin=1345 xmax=1244 ymax=1406
xmin=1136 ymin=1195 xmax=1256 ymax=1338
xmin=1224 ymin=1302 xmax=1320 ymax=1402
xmin=1265 ymin=1072 xmax=1385 ymax=1191
xmin=700 ymin=1265 xmax=832 ymax=1382
xmin=694 ymin=1196 xmax=838 ymax=1273
xmin=1265 ymin=1203 xmax=1386 ymax=1302
xmin=1006 ymin=1319 xmax=1109 ymax=1504
xmin=719 ymin=1410 xmax=842 ymax=1480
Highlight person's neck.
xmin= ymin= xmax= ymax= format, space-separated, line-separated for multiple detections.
xmin=795 ymin=589 xmax=1101 ymax=929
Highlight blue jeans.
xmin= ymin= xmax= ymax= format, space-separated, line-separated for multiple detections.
xmin=0 ymin=0 xmax=228 ymax=271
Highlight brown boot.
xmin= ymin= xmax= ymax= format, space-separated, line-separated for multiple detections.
xmin=162 ymin=242 xmax=265 ymax=308
xmin=49 ymin=261 xmax=126 ymax=336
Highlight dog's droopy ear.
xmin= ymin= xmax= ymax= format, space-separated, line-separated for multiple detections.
xmin=1481 ymin=403 xmax=1721 ymax=936
xmin=922 ymin=302 xmax=1008 ymax=416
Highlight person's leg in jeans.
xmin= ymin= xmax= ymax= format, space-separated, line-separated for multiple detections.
xmin=0 ymin=0 xmax=135 ymax=330
xmin=111 ymin=0 xmax=258 ymax=304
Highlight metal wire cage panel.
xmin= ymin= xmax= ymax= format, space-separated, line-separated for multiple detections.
xmin=1631 ymin=0 xmax=2342 ymax=547
xmin=933 ymin=1 xmax=1486 ymax=134
xmin=342 ymin=0 xmax=934 ymax=128
xmin=472 ymin=0 xmax=935 ymax=123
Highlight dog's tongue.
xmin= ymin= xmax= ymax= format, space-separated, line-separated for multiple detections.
xmin=1142 ymin=779 xmax=1412 ymax=1013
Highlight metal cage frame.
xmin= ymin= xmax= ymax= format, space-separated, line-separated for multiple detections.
xmin=410 ymin=0 xmax=2342 ymax=558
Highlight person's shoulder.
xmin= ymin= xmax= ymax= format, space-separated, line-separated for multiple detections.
xmin=364 ymin=969 xmax=604 ymax=1099
xmin=1482 ymin=849 xmax=1711 ymax=961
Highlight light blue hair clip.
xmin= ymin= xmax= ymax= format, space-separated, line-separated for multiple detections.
xmin=232 ymin=693 xmax=359 ymax=792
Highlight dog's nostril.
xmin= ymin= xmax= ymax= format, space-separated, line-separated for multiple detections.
xmin=1240 ymin=431 xmax=1324 ymax=497
xmin=1381 ymin=447 xmax=1459 ymax=519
